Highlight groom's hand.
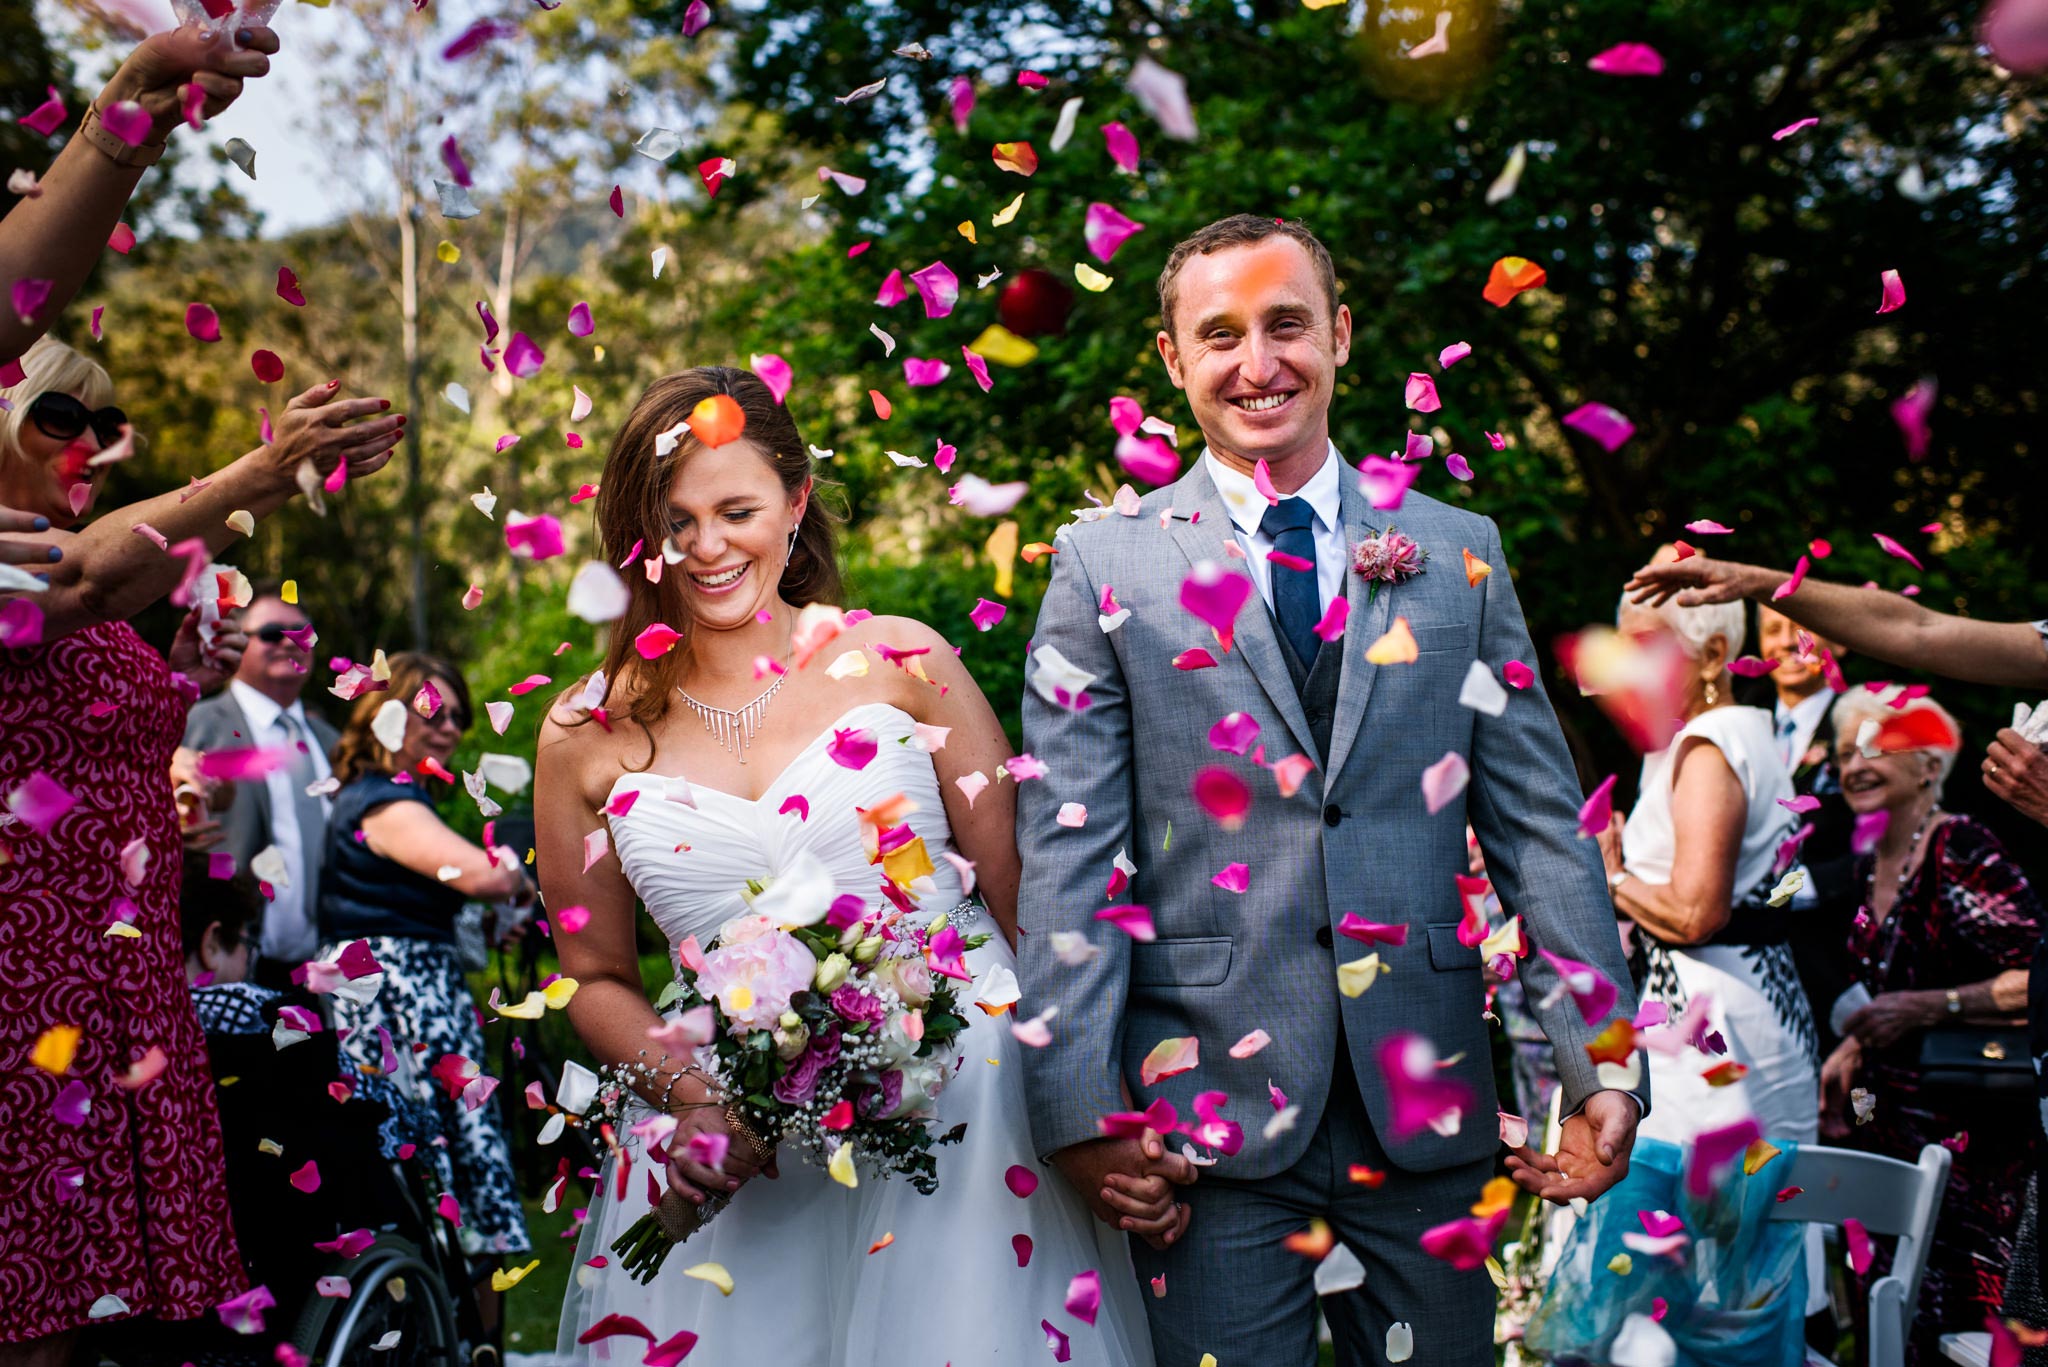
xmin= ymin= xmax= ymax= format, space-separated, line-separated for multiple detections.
xmin=1503 ymin=1089 xmax=1638 ymax=1205
xmin=1052 ymin=1130 xmax=1197 ymax=1248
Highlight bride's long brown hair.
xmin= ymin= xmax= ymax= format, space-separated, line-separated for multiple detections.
xmin=586 ymin=367 xmax=841 ymax=755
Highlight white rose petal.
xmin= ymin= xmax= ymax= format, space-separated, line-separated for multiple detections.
xmin=1611 ymin=1313 xmax=1677 ymax=1367
xmin=1029 ymin=643 xmax=1097 ymax=708
xmin=1056 ymin=802 xmax=1088 ymax=828
xmin=1050 ymin=95 xmax=1084 ymax=151
xmin=486 ymin=701 xmax=514 ymax=735
xmin=1385 ymin=1323 xmax=1415 ymax=1363
xmin=1313 ymin=1241 xmax=1365 ymax=1295
xmin=566 ymin=561 xmax=631 ymax=623
xmin=1263 ymin=1104 xmax=1301 ymax=1142
xmin=1048 ymin=931 xmax=1100 ymax=966
xmin=556 ymin=1061 xmax=600 ymax=1114
xmin=88 ymin=1295 xmax=131 ymax=1319
xmin=370 ymin=699 xmax=409 ymax=753
xmin=250 ymin=844 xmax=291 ymax=891
xmin=975 ymin=963 xmax=1021 ymax=1014
xmin=1457 ymin=659 xmax=1509 ymax=716
xmin=748 ymin=849 xmax=837 ymax=927
xmin=444 ymin=383 xmax=471 ymax=414
xmin=477 ymin=753 xmax=534 ymax=795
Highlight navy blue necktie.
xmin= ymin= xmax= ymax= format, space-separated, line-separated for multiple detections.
xmin=1260 ymin=496 xmax=1322 ymax=669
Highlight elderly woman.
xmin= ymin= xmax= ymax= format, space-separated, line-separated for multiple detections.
xmin=1599 ymin=587 xmax=1820 ymax=1148
xmin=318 ymin=651 xmax=533 ymax=1332
xmin=1820 ymin=685 xmax=2038 ymax=1360
xmin=0 ymin=337 xmax=395 ymax=1365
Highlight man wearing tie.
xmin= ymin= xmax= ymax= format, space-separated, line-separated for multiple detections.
xmin=182 ymin=588 xmax=337 ymax=989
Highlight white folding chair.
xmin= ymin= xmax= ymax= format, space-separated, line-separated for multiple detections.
xmin=1768 ymin=1142 xmax=1952 ymax=1367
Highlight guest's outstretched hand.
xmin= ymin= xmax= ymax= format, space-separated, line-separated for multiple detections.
xmin=1504 ymin=1089 xmax=1638 ymax=1205
xmin=1985 ymin=729 xmax=2048 ymax=830
xmin=1624 ymin=555 xmax=1768 ymax=609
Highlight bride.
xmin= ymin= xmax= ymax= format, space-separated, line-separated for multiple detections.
xmin=535 ymin=367 xmax=1162 ymax=1365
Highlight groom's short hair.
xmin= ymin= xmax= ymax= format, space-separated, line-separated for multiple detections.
xmin=1157 ymin=215 xmax=1339 ymax=343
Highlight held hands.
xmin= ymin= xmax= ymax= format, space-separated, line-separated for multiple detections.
xmin=1985 ymin=729 xmax=2048 ymax=830
xmin=97 ymin=25 xmax=280 ymax=140
xmin=262 ymin=382 xmax=404 ymax=494
xmin=1504 ymin=1089 xmax=1639 ymax=1205
xmin=1052 ymin=1130 xmax=1198 ymax=1250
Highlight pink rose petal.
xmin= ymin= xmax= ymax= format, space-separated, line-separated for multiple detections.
xmin=876 ymin=269 xmax=908 ymax=307
xmin=99 ymin=101 xmax=155 ymax=148
xmin=1873 ymin=532 xmax=1924 ymax=570
xmin=1562 ymin=402 xmax=1635 ymax=451
xmin=645 ymin=1332 xmax=700 ymax=1367
xmin=910 ymin=261 xmax=959 ymax=318
xmin=1381 ymin=1032 xmax=1474 ymax=1139
xmin=1421 ymin=1208 xmax=1508 ymax=1269
xmin=1843 ymin=1217 xmax=1874 ymax=1273
xmin=289 ymin=1160 xmax=321 ymax=1193
xmin=1191 ymin=766 xmax=1252 ymax=829
xmin=505 ymin=512 xmax=566 ymax=560
xmin=1172 ymin=648 xmax=1218 ymax=671
xmin=504 ymin=332 xmax=546 ymax=378
xmin=1313 ymin=597 xmax=1350 ymax=642
xmin=0 ymin=598 xmax=45 ymax=649
xmin=20 ymin=87 xmax=65 ymax=137
xmin=1230 ymin=1030 xmax=1272 ymax=1059
xmin=1685 ymin=1116 xmax=1761 ymax=1199
xmin=216 ymin=1285 xmax=276 ymax=1336
xmin=1179 ymin=564 xmax=1255 ymax=651
xmin=827 ymin=727 xmax=877 ymax=770
xmin=1537 ymin=947 xmax=1619 ymax=1025
xmin=1358 ymin=455 xmax=1421 ymax=511
xmin=960 ymin=347 xmax=993 ymax=392
xmin=903 ymin=356 xmax=950 ymax=386
xmin=1208 ymin=712 xmax=1260 ymax=756
xmin=1116 ymin=433 xmax=1180 ymax=485
xmin=1084 ymin=202 xmax=1145 ymax=262
xmin=1064 ymin=1270 xmax=1102 ymax=1327
xmin=1439 ymin=340 xmax=1472 ymax=368
xmin=1876 ymin=269 xmax=1906 ymax=315
xmin=950 ymin=76 xmax=974 ymax=134
xmin=566 ymin=301 xmax=594 ymax=337
xmin=6 ymin=770 xmax=76 ymax=836
xmin=1587 ymin=42 xmax=1665 ymax=76
xmin=1499 ymin=1111 xmax=1530 ymax=1148
xmin=750 ymin=353 xmax=792 ymax=403
xmin=1211 ymin=862 xmax=1249 ymax=894
xmin=1405 ymin=372 xmax=1442 ymax=412
xmin=681 ymin=0 xmax=711 ymax=36
xmin=1445 ymin=453 xmax=1473 ymax=481
xmin=968 ymin=598 xmax=1007 ymax=632
xmin=1101 ymin=121 xmax=1139 ymax=171
xmin=1337 ymin=915 xmax=1409 ymax=947
xmin=633 ymin=623 xmax=682 ymax=659
xmin=1094 ymin=903 xmax=1156 ymax=942
xmin=185 ymin=303 xmax=221 ymax=342
xmin=1578 ymin=773 xmax=1617 ymax=836
xmin=1005 ymin=1164 xmax=1040 ymax=1198
xmin=1772 ymin=117 xmax=1819 ymax=141
xmin=1421 ymin=751 xmax=1470 ymax=814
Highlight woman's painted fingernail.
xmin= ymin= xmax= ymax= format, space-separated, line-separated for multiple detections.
xmin=47 ymin=546 xmax=62 ymax=562
xmin=235 ymin=27 xmax=253 ymax=43
xmin=31 ymin=516 xmax=49 ymax=531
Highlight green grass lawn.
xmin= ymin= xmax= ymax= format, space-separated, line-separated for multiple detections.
xmin=503 ymin=1195 xmax=580 ymax=1357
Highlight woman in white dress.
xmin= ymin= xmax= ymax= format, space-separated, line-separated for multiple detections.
xmin=534 ymin=368 xmax=1161 ymax=1366
xmin=1598 ymin=579 xmax=1821 ymax=1150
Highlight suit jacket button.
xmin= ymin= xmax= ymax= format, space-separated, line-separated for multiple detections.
xmin=1315 ymin=926 xmax=1334 ymax=948
xmin=1323 ymin=804 xmax=1341 ymax=827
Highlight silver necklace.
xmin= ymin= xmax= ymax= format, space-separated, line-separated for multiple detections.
xmin=675 ymin=674 xmax=787 ymax=764
xmin=1862 ymin=803 xmax=1941 ymax=982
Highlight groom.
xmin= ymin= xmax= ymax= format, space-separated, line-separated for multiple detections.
xmin=1017 ymin=215 xmax=1646 ymax=1363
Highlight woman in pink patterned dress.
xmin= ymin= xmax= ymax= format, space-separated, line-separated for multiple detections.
xmin=0 ymin=338 xmax=399 ymax=1365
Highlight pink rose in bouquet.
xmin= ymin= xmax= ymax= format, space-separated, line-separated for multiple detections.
xmin=695 ymin=927 xmax=814 ymax=1031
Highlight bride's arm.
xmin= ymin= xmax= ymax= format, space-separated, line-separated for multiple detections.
xmin=866 ymin=615 xmax=1022 ymax=946
xmin=535 ymin=703 xmax=767 ymax=1201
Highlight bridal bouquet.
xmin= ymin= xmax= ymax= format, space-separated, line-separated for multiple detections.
xmin=592 ymin=877 xmax=985 ymax=1284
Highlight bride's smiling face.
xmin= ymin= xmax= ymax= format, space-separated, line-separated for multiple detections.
xmin=665 ymin=440 xmax=809 ymax=633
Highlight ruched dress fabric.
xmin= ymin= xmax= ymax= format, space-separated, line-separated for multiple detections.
xmin=0 ymin=622 xmax=244 ymax=1341
xmin=557 ymin=702 xmax=1153 ymax=1367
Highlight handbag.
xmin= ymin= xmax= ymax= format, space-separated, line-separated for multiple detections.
xmin=1915 ymin=1023 xmax=2033 ymax=1091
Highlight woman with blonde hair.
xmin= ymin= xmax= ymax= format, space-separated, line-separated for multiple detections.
xmin=316 ymin=651 xmax=533 ymax=1336
xmin=1820 ymin=684 xmax=2038 ymax=1359
xmin=0 ymin=336 xmax=396 ymax=1363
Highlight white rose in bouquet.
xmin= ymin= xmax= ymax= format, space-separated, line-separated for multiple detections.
xmin=875 ymin=952 xmax=934 ymax=1009
xmin=888 ymin=1058 xmax=948 ymax=1120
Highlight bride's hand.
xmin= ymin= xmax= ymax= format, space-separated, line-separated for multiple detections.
xmin=1093 ymin=1128 xmax=1198 ymax=1250
xmin=664 ymin=1090 xmax=774 ymax=1204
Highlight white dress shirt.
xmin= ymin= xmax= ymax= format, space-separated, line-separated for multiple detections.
xmin=229 ymin=680 xmax=335 ymax=962
xmin=1202 ymin=443 xmax=1348 ymax=617
xmin=1772 ymin=689 xmax=1833 ymax=772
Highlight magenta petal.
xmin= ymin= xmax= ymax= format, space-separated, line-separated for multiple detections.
xmin=1890 ymin=378 xmax=1937 ymax=460
xmin=99 ymin=101 xmax=155 ymax=148
xmin=1359 ymin=455 xmax=1421 ymax=511
xmin=1190 ymin=1090 xmax=1244 ymax=1155
xmin=1420 ymin=1208 xmax=1508 ymax=1269
xmin=1379 ymin=1032 xmax=1473 ymax=1139
xmin=1503 ymin=660 xmax=1534 ymax=689
xmin=876 ymin=269 xmax=908 ymax=307
xmin=1211 ymin=862 xmax=1249 ymax=893
xmin=1094 ymin=903 xmax=1156 ymax=942
xmin=0 ymin=597 xmax=44 ymax=651
xmin=1116 ymin=433 xmax=1180 ymax=485
xmin=215 ymin=1284 xmax=277 ymax=1336
xmin=566 ymin=301 xmax=594 ymax=337
xmin=968 ymin=597 xmax=1007 ymax=632
xmin=1876 ymin=268 xmax=1906 ymax=315
xmin=195 ymin=747 xmax=293 ymax=782
xmin=1421 ymin=751 xmax=1470 ymax=814
xmin=1337 ymin=915 xmax=1409 ymax=947
xmin=52 ymin=1078 xmax=91 ymax=1126
xmin=1208 ymin=711 xmax=1261 ymax=755
xmin=1439 ymin=340 xmax=1472 ymax=368
xmin=1100 ymin=121 xmax=1139 ymax=172
xmin=1403 ymin=430 xmax=1434 ymax=462
xmin=440 ymin=135 xmax=472 ymax=187
xmin=1005 ymin=1164 xmax=1040 ymax=1198
xmin=909 ymin=261 xmax=960 ymax=318
xmin=1578 ymin=773 xmax=1617 ymax=837
xmin=504 ymin=512 xmax=566 ymax=561
xmin=950 ymin=76 xmax=975 ymax=135
xmin=960 ymin=346 xmax=994 ymax=392
xmin=1083 ymin=202 xmax=1145 ymax=262
xmin=903 ymin=356 xmax=950 ymax=386
xmin=504 ymin=331 xmax=546 ymax=379
xmin=1445 ymin=452 xmax=1473 ymax=481
xmin=1872 ymin=531 xmax=1924 ymax=570
xmin=337 ymin=940 xmax=382 ymax=979
xmin=681 ymin=0 xmax=711 ymax=37
xmin=1179 ymin=564 xmax=1254 ymax=649
xmin=1844 ymin=1217 xmax=1874 ymax=1274
xmin=1041 ymin=1320 xmax=1072 ymax=1364
xmin=185 ymin=303 xmax=222 ymax=342
xmin=827 ymin=726 xmax=878 ymax=770
xmin=10 ymin=277 xmax=51 ymax=325
xmin=1064 ymin=1270 xmax=1102 ymax=1327
xmin=777 ymin=794 xmax=808 ymax=822
xmin=1772 ymin=554 xmax=1813 ymax=602
xmin=1109 ymin=396 xmax=1144 ymax=435
xmin=1772 ymin=116 xmax=1819 ymax=141
xmin=475 ymin=299 xmax=501 ymax=344
xmin=1405 ymin=372 xmax=1441 ymax=412
xmin=1685 ymin=1116 xmax=1762 ymax=1199
xmin=1852 ymin=810 xmax=1890 ymax=855
xmin=1684 ymin=519 xmax=1734 ymax=534
xmin=1639 ymin=1209 xmax=1686 ymax=1238
xmin=645 ymin=1331 xmax=700 ymax=1367
xmin=1012 ymin=1232 xmax=1033 ymax=1266
xmin=20 ymin=87 xmax=66 ymax=137
xmin=1312 ymin=596 xmax=1350 ymax=642
xmin=1562 ymin=402 xmax=1635 ymax=451
xmin=751 ymin=353 xmax=793 ymax=403
xmin=1587 ymin=42 xmax=1665 ymax=76
xmin=6 ymin=770 xmax=76 ymax=836
xmin=1537 ymin=947 xmax=1619 ymax=1025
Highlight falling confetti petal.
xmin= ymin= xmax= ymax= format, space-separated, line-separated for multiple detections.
xmin=1562 ymin=402 xmax=1635 ymax=451
xmin=1876 ymin=269 xmax=1906 ymax=314
xmin=1587 ymin=43 xmax=1665 ymax=75
xmin=1127 ymin=57 xmax=1197 ymax=140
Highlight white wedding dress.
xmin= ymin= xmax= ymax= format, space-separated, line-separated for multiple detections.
xmin=557 ymin=701 xmax=1154 ymax=1366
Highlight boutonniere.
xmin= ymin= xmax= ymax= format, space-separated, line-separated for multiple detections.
xmin=1350 ymin=526 xmax=1428 ymax=603
xmin=1798 ymin=743 xmax=1828 ymax=773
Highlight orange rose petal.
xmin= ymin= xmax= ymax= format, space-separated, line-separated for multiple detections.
xmin=1583 ymin=1017 xmax=1637 ymax=1066
xmin=684 ymin=394 xmax=746 ymax=447
xmin=1462 ymin=548 xmax=1492 ymax=587
xmin=870 ymin=389 xmax=892 ymax=420
xmin=1348 ymin=1164 xmax=1386 ymax=1188
xmin=1742 ymin=1138 xmax=1782 ymax=1175
xmin=1283 ymin=1218 xmax=1335 ymax=1258
xmin=1020 ymin=542 xmax=1059 ymax=563
xmin=1364 ymin=616 xmax=1419 ymax=665
xmin=867 ymin=1232 xmax=895 ymax=1254
xmin=1470 ymin=1175 xmax=1517 ymax=1218
xmin=1482 ymin=255 xmax=1548 ymax=307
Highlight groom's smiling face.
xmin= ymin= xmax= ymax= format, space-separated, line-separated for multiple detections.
xmin=1157 ymin=237 xmax=1352 ymax=487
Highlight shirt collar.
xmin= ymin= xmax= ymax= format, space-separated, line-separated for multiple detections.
xmin=1203 ymin=442 xmax=1343 ymax=537
xmin=229 ymin=679 xmax=306 ymax=735
xmin=1777 ymin=689 xmax=1832 ymax=728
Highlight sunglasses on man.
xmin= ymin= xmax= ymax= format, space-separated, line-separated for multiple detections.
xmin=252 ymin=621 xmax=314 ymax=645
xmin=29 ymin=392 xmax=128 ymax=448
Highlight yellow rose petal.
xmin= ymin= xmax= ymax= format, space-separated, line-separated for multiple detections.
xmin=828 ymin=1142 xmax=859 ymax=1189
xmin=987 ymin=520 xmax=1019 ymax=599
xmin=226 ymin=509 xmax=255 ymax=537
xmin=1365 ymin=616 xmax=1419 ymax=665
xmin=540 ymin=976 xmax=580 ymax=1009
xmin=437 ymin=241 xmax=460 ymax=263
xmin=31 ymin=1025 xmax=81 ymax=1074
xmin=880 ymin=835 xmax=934 ymax=890
xmin=490 ymin=1259 xmax=540 ymax=1292
xmin=281 ymin=579 xmax=298 ymax=605
xmin=825 ymin=649 xmax=870 ymax=680
xmin=1074 ymin=262 xmax=1114 ymax=292
xmin=966 ymin=324 xmax=1038 ymax=367
xmin=1608 ymin=1253 xmax=1634 ymax=1275
xmin=991 ymin=192 xmax=1025 ymax=227
xmin=105 ymin=920 xmax=140 ymax=938
xmin=491 ymin=991 xmax=547 ymax=1020
xmin=1336 ymin=953 xmax=1385 ymax=998
xmin=1471 ymin=1175 xmax=1516 ymax=1217
xmin=683 ymin=1262 xmax=734 ymax=1296
xmin=1742 ymin=1138 xmax=1782 ymax=1176
xmin=957 ymin=220 xmax=978 ymax=244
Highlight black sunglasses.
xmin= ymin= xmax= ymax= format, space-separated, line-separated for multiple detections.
xmin=29 ymin=392 xmax=128 ymax=448
xmin=253 ymin=621 xmax=313 ymax=644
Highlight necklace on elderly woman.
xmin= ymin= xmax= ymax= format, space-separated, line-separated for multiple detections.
xmin=1863 ymin=802 xmax=1942 ymax=982
xmin=675 ymin=673 xmax=786 ymax=764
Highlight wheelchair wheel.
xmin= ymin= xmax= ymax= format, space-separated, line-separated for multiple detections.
xmin=291 ymin=1232 xmax=462 ymax=1367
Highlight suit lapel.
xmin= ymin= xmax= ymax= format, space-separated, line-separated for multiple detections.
xmin=1322 ymin=468 xmax=1390 ymax=783
xmin=1162 ymin=464 xmax=1320 ymax=762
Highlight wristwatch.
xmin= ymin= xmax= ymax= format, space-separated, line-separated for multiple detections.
xmin=1608 ymin=869 xmax=1629 ymax=892
xmin=78 ymin=103 xmax=167 ymax=169
xmin=1945 ymin=988 xmax=1963 ymax=1016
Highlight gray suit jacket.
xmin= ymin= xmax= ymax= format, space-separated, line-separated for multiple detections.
xmin=182 ymin=687 xmax=341 ymax=881
xmin=1017 ymin=459 xmax=1645 ymax=1181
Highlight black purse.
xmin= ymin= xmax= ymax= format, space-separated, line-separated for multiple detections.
xmin=1915 ymin=1024 xmax=2033 ymax=1091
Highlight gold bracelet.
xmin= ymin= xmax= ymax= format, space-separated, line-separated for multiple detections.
xmin=723 ymin=1103 xmax=773 ymax=1161
xmin=78 ymin=103 xmax=167 ymax=169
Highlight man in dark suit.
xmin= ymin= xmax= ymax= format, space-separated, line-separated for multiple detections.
xmin=1745 ymin=603 xmax=1860 ymax=1052
xmin=181 ymin=588 xmax=339 ymax=989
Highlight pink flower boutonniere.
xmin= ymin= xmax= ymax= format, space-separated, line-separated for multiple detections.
xmin=1351 ymin=526 xmax=1428 ymax=602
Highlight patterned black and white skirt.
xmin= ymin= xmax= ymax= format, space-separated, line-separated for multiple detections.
xmin=319 ymin=934 xmax=531 ymax=1258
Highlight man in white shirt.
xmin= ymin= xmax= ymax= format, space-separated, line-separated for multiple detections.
xmin=181 ymin=589 xmax=338 ymax=989
xmin=1759 ymin=604 xmax=1847 ymax=773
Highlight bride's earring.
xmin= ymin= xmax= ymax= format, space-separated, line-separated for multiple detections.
xmin=1704 ymin=678 xmax=1719 ymax=707
xmin=785 ymin=526 xmax=799 ymax=565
